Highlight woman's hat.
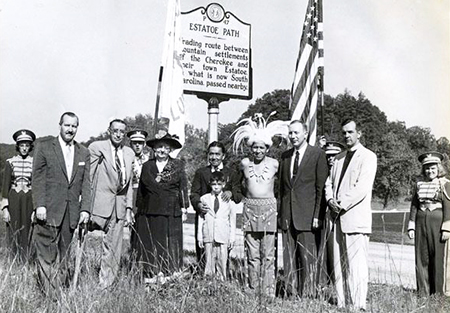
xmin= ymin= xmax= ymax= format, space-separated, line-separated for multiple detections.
xmin=12 ymin=129 xmax=36 ymax=143
xmin=146 ymin=130 xmax=182 ymax=149
xmin=418 ymin=151 xmax=444 ymax=165
xmin=127 ymin=129 xmax=148 ymax=142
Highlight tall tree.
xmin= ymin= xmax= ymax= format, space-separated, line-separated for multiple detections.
xmin=374 ymin=123 xmax=416 ymax=208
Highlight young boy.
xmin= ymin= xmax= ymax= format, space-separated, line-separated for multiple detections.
xmin=197 ymin=171 xmax=236 ymax=280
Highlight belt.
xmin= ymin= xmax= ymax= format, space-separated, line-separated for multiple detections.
xmin=419 ymin=202 xmax=442 ymax=211
xmin=12 ymin=184 xmax=31 ymax=193
xmin=243 ymin=197 xmax=277 ymax=206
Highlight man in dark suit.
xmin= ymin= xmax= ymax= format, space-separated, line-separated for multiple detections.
xmin=89 ymin=119 xmax=135 ymax=289
xmin=32 ymin=112 xmax=91 ymax=296
xmin=278 ymin=120 xmax=328 ymax=297
xmin=190 ymin=141 xmax=235 ymax=267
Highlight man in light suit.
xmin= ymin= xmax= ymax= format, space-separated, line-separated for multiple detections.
xmin=325 ymin=119 xmax=377 ymax=310
xmin=89 ymin=119 xmax=135 ymax=289
xmin=278 ymin=120 xmax=328 ymax=297
xmin=32 ymin=112 xmax=91 ymax=296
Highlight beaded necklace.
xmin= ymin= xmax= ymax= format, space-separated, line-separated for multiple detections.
xmin=248 ymin=159 xmax=269 ymax=183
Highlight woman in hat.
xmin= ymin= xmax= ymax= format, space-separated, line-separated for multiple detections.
xmin=133 ymin=131 xmax=189 ymax=282
xmin=1 ymin=129 xmax=36 ymax=261
xmin=407 ymin=151 xmax=450 ymax=296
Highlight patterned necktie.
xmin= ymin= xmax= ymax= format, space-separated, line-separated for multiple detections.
xmin=214 ymin=195 xmax=219 ymax=213
xmin=115 ymin=147 xmax=123 ymax=190
xmin=65 ymin=143 xmax=73 ymax=179
xmin=293 ymin=151 xmax=300 ymax=178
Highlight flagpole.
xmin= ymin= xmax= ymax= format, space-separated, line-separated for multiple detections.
xmin=153 ymin=66 xmax=164 ymax=135
xmin=320 ymin=86 xmax=324 ymax=136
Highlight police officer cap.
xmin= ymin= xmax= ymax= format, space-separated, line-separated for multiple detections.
xmin=418 ymin=151 xmax=444 ymax=166
xmin=324 ymin=141 xmax=345 ymax=155
xmin=12 ymin=129 xmax=36 ymax=143
xmin=127 ymin=130 xmax=148 ymax=142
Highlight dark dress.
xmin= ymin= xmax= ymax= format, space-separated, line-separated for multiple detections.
xmin=133 ymin=157 xmax=189 ymax=276
xmin=1 ymin=155 xmax=34 ymax=261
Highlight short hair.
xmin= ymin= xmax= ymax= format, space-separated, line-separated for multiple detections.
xmin=210 ymin=171 xmax=225 ymax=184
xmin=109 ymin=119 xmax=127 ymax=129
xmin=421 ymin=162 xmax=447 ymax=178
xmin=16 ymin=142 xmax=34 ymax=153
xmin=208 ymin=141 xmax=225 ymax=154
xmin=341 ymin=118 xmax=361 ymax=131
xmin=289 ymin=120 xmax=308 ymax=133
xmin=59 ymin=112 xmax=79 ymax=126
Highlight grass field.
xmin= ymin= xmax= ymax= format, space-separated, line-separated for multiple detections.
xmin=1 ymin=201 xmax=449 ymax=312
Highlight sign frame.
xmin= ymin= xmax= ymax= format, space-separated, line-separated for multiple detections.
xmin=181 ymin=3 xmax=253 ymax=101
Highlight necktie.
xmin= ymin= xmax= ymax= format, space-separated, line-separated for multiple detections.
xmin=337 ymin=150 xmax=356 ymax=193
xmin=214 ymin=195 xmax=219 ymax=213
xmin=115 ymin=148 xmax=123 ymax=190
xmin=65 ymin=143 xmax=73 ymax=179
xmin=293 ymin=151 xmax=300 ymax=178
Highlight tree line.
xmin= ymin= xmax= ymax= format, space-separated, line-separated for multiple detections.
xmin=1 ymin=89 xmax=448 ymax=209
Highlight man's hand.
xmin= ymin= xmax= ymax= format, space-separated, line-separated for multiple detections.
xmin=198 ymin=202 xmax=210 ymax=215
xmin=125 ymin=209 xmax=135 ymax=227
xmin=221 ymin=191 xmax=232 ymax=202
xmin=442 ymin=231 xmax=450 ymax=241
xmin=182 ymin=208 xmax=188 ymax=222
xmin=228 ymin=240 xmax=235 ymax=250
xmin=328 ymin=198 xmax=343 ymax=214
xmin=35 ymin=206 xmax=47 ymax=221
xmin=408 ymin=230 xmax=415 ymax=240
xmin=198 ymin=240 xmax=204 ymax=249
xmin=312 ymin=218 xmax=320 ymax=230
xmin=78 ymin=211 xmax=90 ymax=225
xmin=2 ymin=207 xmax=10 ymax=223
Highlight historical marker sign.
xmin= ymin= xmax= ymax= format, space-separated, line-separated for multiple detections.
xmin=181 ymin=3 xmax=252 ymax=100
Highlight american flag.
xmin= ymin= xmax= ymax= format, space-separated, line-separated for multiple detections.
xmin=290 ymin=0 xmax=324 ymax=145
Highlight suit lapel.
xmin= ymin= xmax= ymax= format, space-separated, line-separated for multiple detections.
xmin=292 ymin=145 xmax=312 ymax=186
xmin=105 ymin=142 xmax=117 ymax=173
xmin=69 ymin=142 xmax=81 ymax=184
xmin=285 ymin=149 xmax=294 ymax=187
xmin=52 ymin=138 xmax=69 ymax=181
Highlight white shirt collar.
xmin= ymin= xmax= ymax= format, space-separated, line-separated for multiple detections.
xmin=348 ymin=142 xmax=361 ymax=152
xmin=294 ymin=142 xmax=307 ymax=154
xmin=210 ymin=162 xmax=224 ymax=172
xmin=58 ymin=135 xmax=73 ymax=148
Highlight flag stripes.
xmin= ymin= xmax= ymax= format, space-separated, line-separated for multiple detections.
xmin=290 ymin=0 xmax=323 ymax=145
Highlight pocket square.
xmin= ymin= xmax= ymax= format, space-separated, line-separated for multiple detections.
xmin=78 ymin=162 xmax=86 ymax=166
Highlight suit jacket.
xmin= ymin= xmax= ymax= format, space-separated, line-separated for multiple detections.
xmin=89 ymin=140 xmax=134 ymax=220
xmin=136 ymin=157 xmax=189 ymax=216
xmin=278 ymin=144 xmax=328 ymax=231
xmin=325 ymin=143 xmax=377 ymax=234
xmin=197 ymin=192 xmax=236 ymax=244
xmin=32 ymin=137 xmax=91 ymax=229
xmin=190 ymin=165 xmax=235 ymax=213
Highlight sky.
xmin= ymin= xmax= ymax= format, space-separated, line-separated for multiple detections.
xmin=0 ymin=0 xmax=449 ymax=144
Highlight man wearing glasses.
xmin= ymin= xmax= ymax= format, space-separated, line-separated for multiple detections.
xmin=89 ymin=119 xmax=135 ymax=289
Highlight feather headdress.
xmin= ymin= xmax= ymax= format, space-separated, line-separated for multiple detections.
xmin=232 ymin=112 xmax=289 ymax=153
